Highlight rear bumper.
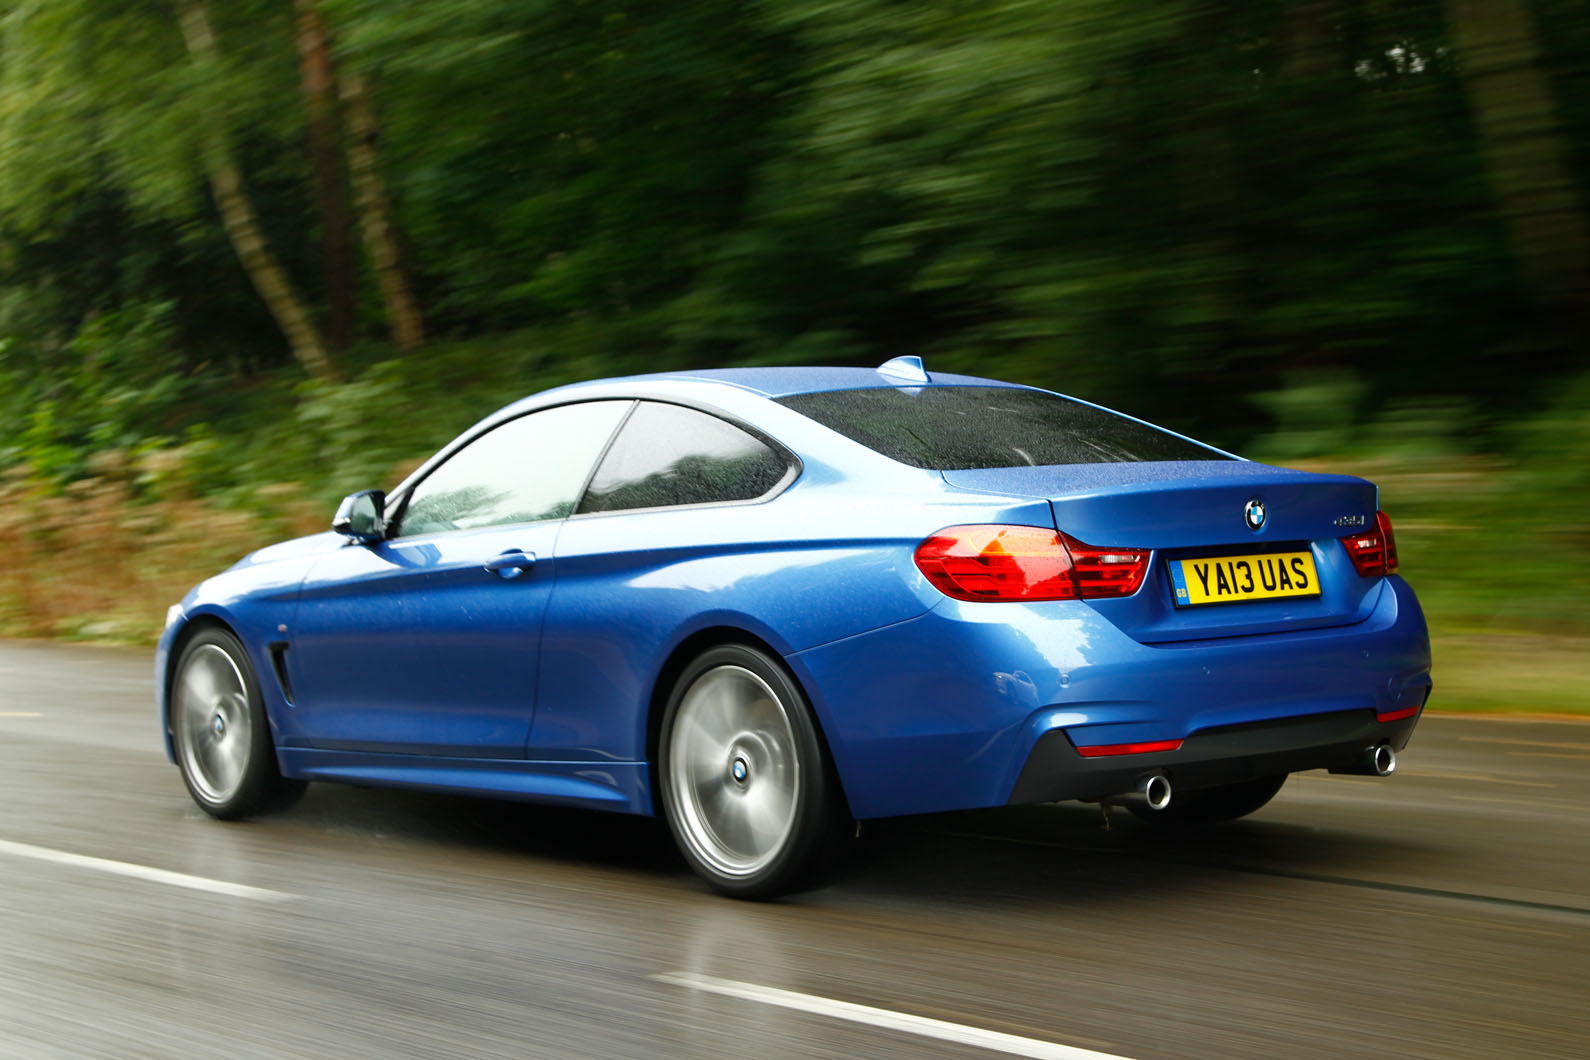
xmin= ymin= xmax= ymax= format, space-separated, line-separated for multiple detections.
xmin=790 ymin=575 xmax=1431 ymax=819
xmin=1008 ymin=704 xmax=1423 ymax=804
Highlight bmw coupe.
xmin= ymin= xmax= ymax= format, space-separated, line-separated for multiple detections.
xmin=157 ymin=357 xmax=1432 ymax=896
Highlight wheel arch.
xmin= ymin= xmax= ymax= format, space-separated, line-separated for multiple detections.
xmin=643 ymin=625 xmax=853 ymax=820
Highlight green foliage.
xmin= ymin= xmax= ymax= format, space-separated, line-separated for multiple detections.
xmin=0 ymin=0 xmax=303 ymax=225
xmin=326 ymin=0 xmax=796 ymax=330
xmin=2 ymin=0 xmax=1583 ymax=435
xmin=0 ymin=300 xmax=188 ymax=480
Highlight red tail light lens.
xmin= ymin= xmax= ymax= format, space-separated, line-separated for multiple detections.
xmin=1341 ymin=509 xmax=1400 ymax=577
xmin=914 ymin=525 xmax=1149 ymax=602
xmin=1067 ymin=535 xmax=1153 ymax=598
xmin=915 ymin=526 xmax=1072 ymax=600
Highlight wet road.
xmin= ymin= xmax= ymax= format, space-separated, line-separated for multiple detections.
xmin=1 ymin=639 xmax=1586 ymax=1060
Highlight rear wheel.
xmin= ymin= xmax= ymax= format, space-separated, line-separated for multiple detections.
xmin=171 ymin=628 xmax=305 ymax=819
xmin=659 ymin=645 xmax=848 ymax=898
xmin=1129 ymin=774 xmax=1286 ymax=827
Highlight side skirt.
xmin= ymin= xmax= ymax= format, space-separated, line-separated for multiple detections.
xmin=276 ymin=748 xmax=653 ymax=815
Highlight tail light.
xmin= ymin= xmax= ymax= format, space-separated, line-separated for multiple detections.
xmin=1341 ymin=509 xmax=1400 ymax=577
xmin=914 ymin=525 xmax=1150 ymax=602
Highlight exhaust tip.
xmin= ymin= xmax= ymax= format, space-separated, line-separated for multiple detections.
xmin=1140 ymin=773 xmax=1172 ymax=811
xmin=1327 ymin=743 xmax=1401 ymax=777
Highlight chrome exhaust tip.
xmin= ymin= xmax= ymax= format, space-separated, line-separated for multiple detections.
xmin=1329 ymin=743 xmax=1398 ymax=777
xmin=1101 ymin=773 xmax=1173 ymax=811
xmin=1138 ymin=773 xmax=1172 ymax=811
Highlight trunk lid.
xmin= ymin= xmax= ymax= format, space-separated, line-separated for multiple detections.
xmin=942 ymin=461 xmax=1384 ymax=643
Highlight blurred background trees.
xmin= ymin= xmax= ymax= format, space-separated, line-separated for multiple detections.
xmin=0 ymin=0 xmax=1585 ymax=661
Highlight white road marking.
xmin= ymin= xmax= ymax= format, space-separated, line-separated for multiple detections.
xmin=652 ymin=971 xmax=1136 ymax=1060
xmin=0 ymin=838 xmax=294 ymax=902
xmin=0 ymin=712 xmax=43 ymax=717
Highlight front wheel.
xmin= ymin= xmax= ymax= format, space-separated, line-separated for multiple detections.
xmin=170 ymin=628 xmax=305 ymax=819
xmin=659 ymin=645 xmax=849 ymax=898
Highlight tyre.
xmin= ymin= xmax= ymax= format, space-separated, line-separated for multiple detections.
xmin=1129 ymin=774 xmax=1287 ymax=827
xmin=170 ymin=628 xmax=306 ymax=819
xmin=659 ymin=644 xmax=849 ymax=898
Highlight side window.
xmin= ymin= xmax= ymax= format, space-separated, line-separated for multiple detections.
xmin=578 ymin=402 xmax=792 ymax=515
xmin=396 ymin=401 xmax=630 ymax=537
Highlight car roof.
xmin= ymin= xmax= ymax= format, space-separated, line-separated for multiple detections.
xmin=551 ymin=364 xmax=1028 ymax=400
xmin=393 ymin=360 xmax=1239 ymax=503
xmin=400 ymin=362 xmax=1037 ymax=499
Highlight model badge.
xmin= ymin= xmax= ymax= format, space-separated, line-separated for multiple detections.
xmin=1333 ymin=514 xmax=1368 ymax=527
xmin=1244 ymin=498 xmax=1267 ymax=531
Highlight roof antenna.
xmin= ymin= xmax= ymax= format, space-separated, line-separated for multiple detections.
xmin=876 ymin=355 xmax=930 ymax=385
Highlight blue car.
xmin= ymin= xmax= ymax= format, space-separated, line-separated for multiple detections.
xmin=157 ymin=358 xmax=1432 ymax=896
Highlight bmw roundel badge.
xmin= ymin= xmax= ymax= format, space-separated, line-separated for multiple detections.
xmin=1244 ymin=498 xmax=1267 ymax=531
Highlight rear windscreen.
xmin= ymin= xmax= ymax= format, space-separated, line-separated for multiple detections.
xmin=776 ymin=386 xmax=1230 ymax=469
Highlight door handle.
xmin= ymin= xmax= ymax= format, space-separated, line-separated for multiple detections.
xmin=484 ymin=549 xmax=537 ymax=579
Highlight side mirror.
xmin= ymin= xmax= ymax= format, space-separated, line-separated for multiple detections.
xmin=332 ymin=489 xmax=386 ymax=544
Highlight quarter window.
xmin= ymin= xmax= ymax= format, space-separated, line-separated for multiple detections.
xmin=578 ymin=402 xmax=791 ymax=514
xmin=396 ymin=401 xmax=630 ymax=536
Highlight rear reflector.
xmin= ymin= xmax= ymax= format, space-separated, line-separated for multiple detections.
xmin=1376 ymin=706 xmax=1418 ymax=723
xmin=914 ymin=525 xmax=1149 ymax=602
xmin=1075 ymin=739 xmax=1184 ymax=758
xmin=1341 ymin=509 xmax=1400 ymax=577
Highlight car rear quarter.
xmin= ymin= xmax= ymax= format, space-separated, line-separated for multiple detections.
xmin=737 ymin=372 xmax=1433 ymax=820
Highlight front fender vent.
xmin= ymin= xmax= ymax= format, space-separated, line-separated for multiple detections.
xmin=268 ymin=641 xmax=295 ymax=706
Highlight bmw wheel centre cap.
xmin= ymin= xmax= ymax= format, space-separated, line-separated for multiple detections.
xmin=1244 ymin=498 xmax=1267 ymax=531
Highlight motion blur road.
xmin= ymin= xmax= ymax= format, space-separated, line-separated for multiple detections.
xmin=1 ymin=640 xmax=1585 ymax=1060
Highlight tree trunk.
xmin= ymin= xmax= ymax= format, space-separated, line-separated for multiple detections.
xmin=1444 ymin=0 xmax=1590 ymax=312
xmin=341 ymin=69 xmax=425 ymax=353
xmin=177 ymin=0 xmax=338 ymax=381
xmin=1275 ymin=0 xmax=1342 ymax=80
xmin=294 ymin=0 xmax=355 ymax=351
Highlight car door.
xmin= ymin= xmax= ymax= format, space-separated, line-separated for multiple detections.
xmin=531 ymin=400 xmax=798 ymax=762
xmin=285 ymin=399 xmax=632 ymax=758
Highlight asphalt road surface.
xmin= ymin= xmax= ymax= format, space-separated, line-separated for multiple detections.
xmin=1 ymin=639 xmax=1585 ymax=1060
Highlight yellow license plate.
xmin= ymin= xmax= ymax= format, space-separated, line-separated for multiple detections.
xmin=1169 ymin=551 xmax=1320 ymax=607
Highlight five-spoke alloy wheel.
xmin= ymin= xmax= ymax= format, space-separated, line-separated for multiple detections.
xmin=171 ymin=627 xmax=304 ymax=819
xmin=660 ymin=644 xmax=848 ymax=897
